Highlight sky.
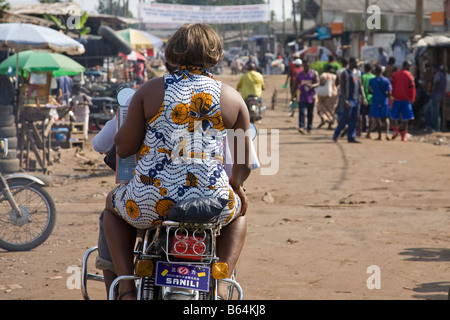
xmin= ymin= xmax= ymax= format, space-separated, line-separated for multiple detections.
xmin=10 ymin=0 xmax=293 ymax=22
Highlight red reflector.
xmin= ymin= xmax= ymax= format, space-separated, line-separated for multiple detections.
xmin=170 ymin=234 xmax=206 ymax=261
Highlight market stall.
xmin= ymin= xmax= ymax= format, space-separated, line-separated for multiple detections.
xmin=0 ymin=50 xmax=85 ymax=172
xmin=0 ymin=23 xmax=85 ymax=172
xmin=414 ymin=35 xmax=450 ymax=132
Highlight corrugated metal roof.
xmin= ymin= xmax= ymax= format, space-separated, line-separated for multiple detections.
xmin=0 ymin=11 xmax=54 ymax=27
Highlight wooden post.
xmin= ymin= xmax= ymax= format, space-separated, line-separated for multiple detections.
xmin=415 ymin=0 xmax=424 ymax=36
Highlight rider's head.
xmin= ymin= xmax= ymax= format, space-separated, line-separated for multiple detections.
xmin=247 ymin=63 xmax=256 ymax=71
xmin=165 ymin=24 xmax=223 ymax=69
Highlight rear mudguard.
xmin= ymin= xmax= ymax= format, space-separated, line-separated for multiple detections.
xmin=4 ymin=173 xmax=46 ymax=186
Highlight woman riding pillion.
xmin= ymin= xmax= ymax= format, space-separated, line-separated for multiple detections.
xmin=102 ymin=24 xmax=253 ymax=300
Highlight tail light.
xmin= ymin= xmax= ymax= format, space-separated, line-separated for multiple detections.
xmin=247 ymin=98 xmax=258 ymax=105
xmin=170 ymin=228 xmax=207 ymax=261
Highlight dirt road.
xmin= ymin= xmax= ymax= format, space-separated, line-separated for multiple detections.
xmin=1 ymin=73 xmax=450 ymax=300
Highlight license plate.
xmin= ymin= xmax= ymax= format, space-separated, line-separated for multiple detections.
xmin=155 ymin=261 xmax=210 ymax=292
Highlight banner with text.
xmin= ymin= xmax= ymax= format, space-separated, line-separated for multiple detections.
xmin=140 ymin=3 xmax=271 ymax=24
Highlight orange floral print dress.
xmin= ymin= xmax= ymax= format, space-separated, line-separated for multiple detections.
xmin=112 ymin=66 xmax=241 ymax=229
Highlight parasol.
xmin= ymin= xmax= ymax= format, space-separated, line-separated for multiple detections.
xmin=117 ymin=28 xmax=163 ymax=50
xmin=0 ymin=23 xmax=85 ymax=90
xmin=119 ymin=50 xmax=146 ymax=61
xmin=0 ymin=23 xmax=85 ymax=55
xmin=297 ymin=46 xmax=336 ymax=59
xmin=0 ymin=50 xmax=85 ymax=77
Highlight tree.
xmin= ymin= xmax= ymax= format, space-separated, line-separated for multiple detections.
xmin=0 ymin=0 xmax=10 ymax=13
xmin=43 ymin=11 xmax=91 ymax=38
xmin=97 ymin=0 xmax=134 ymax=18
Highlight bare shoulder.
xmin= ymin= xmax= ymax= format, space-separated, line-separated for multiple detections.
xmin=221 ymin=82 xmax=245 ymax=105
xmin=135 ymin=76 xmax=165 ymax=119
xmin=220 ymin=82 xmax=247 ymax=129
xmin=136 ymin=76 xmax=165 ymax=99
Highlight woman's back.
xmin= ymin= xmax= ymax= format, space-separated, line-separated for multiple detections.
xmin=137 ymin=65 xmax=229 ymax=189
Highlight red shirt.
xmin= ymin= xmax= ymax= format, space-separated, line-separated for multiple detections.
xmin=289 ymin=62 xmax=303 ymax=83
xmin=391 ymin=69 xmax=416 ymax=102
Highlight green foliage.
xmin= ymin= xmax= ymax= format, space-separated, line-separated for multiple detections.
xmin=310 ymin=60 xmax=342 ymax=74
xmin=43 ymin=11 xmax=91 ymax=36
xmin=0 ymin=0 xmax=10 ymax=12
xmin=97 ymin=0 xmax=134 ymax=18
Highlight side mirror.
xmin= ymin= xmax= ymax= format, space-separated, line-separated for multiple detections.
xmin=249 ymin=122 xmax=257 ymax=141
xmin=0 ymin=138 xmax=8 ymax=159
xmin=116 ymin=87 xmax=136 ymax=106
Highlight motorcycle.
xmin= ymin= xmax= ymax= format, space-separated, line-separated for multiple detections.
xmin=90 ymin=97 xmax=118 ymax=131
xmin=0 ymin=138 xmax=56 ymax=251
xmin=245 ymin=95 xmax=266 ymax=123
xmin=82 ymin=208 xmax=243 ymax=300
xmin=81 ymin=87 xmax=258 ymax=300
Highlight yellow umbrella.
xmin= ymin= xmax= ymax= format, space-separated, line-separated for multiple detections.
xmin=117 ymin=28 xmax=163 ymax=51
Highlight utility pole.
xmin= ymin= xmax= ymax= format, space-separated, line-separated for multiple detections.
xmin=282 ymin=0 xmax=286 ymax=39
xmin=300 ymin=0 xmax=305 ymax=32
xmin=292 ymin=0 xmax=298 ymax=40
xmin=415 ymin=0 xmax=424 ymax=36
xmin=364 ymin=0 xmax=369 ymax=45
xmin=320 ymin=0 xmax=323 ymax=26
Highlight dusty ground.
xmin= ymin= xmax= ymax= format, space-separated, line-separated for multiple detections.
xmin=1 ymin=71 xmax=450 ymax=300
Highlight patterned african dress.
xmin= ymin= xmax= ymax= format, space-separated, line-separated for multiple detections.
xmin=112 ymin=66 xmax=241 ymax=229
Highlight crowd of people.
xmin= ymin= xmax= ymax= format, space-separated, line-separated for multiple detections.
xmin=283 ymin=47 xmax=446 ymax=143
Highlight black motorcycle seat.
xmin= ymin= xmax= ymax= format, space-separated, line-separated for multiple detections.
xmin=167 ymin=197 xmax=228 ymax=224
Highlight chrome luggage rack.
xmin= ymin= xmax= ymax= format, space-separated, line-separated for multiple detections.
xmin=161 ymin=220 xmax=221 ymax=265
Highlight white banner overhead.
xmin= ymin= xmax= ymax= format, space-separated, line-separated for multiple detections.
xmin=139 ymin=3 xmax=271 ymax=25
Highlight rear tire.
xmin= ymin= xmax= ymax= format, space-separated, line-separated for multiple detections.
xmin=0 ymin=179 xmax=56 ymax=251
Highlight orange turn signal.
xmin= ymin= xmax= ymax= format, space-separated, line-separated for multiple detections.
xmin=211 ymin=262 xmax=229 ymax=280
xmin=135 ymin=259 xmax=154 ymax=277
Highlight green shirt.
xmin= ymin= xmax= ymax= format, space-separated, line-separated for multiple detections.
xmin=362 ymin=72 xmax=376 ymax=105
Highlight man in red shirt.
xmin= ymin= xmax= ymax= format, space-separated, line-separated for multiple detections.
xmin=390 ymin=60 xmax=416 ymax=141
xmin=285 ymin=56 xmax=303 ymax=116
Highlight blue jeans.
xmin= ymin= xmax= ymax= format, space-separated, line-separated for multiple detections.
xmin=424 ymin=94 xmax=442 ymax=131
xmin=298 ymin=101 xmax=315 ymax=131
xmin=333 ymin=99 xmax=360 ymax=142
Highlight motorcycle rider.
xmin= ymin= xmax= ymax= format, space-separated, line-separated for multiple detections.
xmin=236 ymin=62 xmax=265 ymax=110
xmin=102 ymin=23 xmax=252 ymax=300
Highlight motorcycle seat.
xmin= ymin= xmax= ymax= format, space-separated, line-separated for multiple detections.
xmin=167 ymin=197 xmax=228 ymax=224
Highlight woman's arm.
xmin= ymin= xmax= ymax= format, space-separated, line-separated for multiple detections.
xmin=221 ymin=83 xmax=252 ymax=214
xmin=114 ymin=77 xmax=164 ymax=158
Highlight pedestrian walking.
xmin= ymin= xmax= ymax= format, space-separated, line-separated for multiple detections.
xmin=368 ymin=64 xmax=392 ymax=140
xmin=294 ymin=60 xmax=319 ymax=134
xmin=316 ymin=64 xmax=338 ymax=129
xmin=423 ymin=65 xmax=446 ymax=132
xmin=284 ymin=56 xmax=303 ymax=117
xmin=360 ymin=63 xmax=375 ymax=137
xmin=390 ymin=60 xmax=416 ymax=141
xmin=333 ymin=57 xmax=368 ymax=143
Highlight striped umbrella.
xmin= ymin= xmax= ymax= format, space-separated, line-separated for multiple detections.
xmin=117 ymin=28 xmax=163 ymax=50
